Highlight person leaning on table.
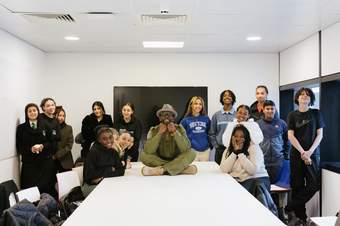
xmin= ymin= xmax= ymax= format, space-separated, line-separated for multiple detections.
xmin=82 ymin=126 xmax=125 ymax=197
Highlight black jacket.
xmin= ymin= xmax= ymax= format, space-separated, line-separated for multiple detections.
xmin=81 ymin=113 xmax=113 ymax=148
xmin=16 ymin=120 xmax=53 ymax=162
xmin=39 ymin=113 xmax=60 ymax=154
xmin=83 ymin=142 xmax=125 ymax=185
xmin=113 ymin=115 xmax=142 ymax=160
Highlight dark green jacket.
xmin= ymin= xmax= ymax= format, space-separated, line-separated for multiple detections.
xmin=144 ymin=124 xmax=191 ymax=160
xmin=56 ymin=124 xmax=74 ymax=169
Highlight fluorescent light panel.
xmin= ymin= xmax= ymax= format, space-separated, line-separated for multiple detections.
xmin=64 ymin=36 xmax=80 ymax=41
xmin=246 ymin=36 xmax=262 ymax=41
xmin=143 ymin=41 xmax=184 ymax=48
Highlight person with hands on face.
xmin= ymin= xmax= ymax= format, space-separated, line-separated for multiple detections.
xmin=16 ymin=103 xmax=57 ymax=197
xmin=220 ymin=124 xmax=270 ymax=193
xmin=285 ymin=88 xmax=325 ymax=225
xmin=141 ymin=104 xmax=197 ymax=176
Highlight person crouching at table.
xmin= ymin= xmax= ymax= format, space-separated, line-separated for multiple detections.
xmin=82 ymin=126 xmax=125 ymax=197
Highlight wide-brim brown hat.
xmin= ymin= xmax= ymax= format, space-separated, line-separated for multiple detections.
xmin=156 ymin=104 xmax=177 ymax=118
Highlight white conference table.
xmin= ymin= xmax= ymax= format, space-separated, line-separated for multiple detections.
xmin=310 ymin=216 xmax=337 ymax=226
xmin=63 ymin=162 xmax=284 ymax=226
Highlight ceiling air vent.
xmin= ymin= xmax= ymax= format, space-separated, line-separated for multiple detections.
xmin=21 ymin=13 xmax=75 ymax=23
xmin=56 ymin=14 xmax=75 ymax=22
xmin=141 ymin=14 xmax=187 ymax=25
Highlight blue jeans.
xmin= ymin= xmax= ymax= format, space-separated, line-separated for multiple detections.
xmin=240 ymin=177 xmax=271 ymax=193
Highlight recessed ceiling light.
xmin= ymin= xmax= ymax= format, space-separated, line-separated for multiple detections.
xmin=143 ymin=41 xmax=184 ymax=48
xmin=64 ymin=36 xmax=80 ymax=41
xmin=246 ymin=36 xmax=262 ymax=41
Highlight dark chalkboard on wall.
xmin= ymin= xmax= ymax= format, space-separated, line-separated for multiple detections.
xmin=113 ymin=86 xmax=208 ymax=137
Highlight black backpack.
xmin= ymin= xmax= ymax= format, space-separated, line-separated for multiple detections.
xmin=62 ymin=186 xmax=85 ymax=217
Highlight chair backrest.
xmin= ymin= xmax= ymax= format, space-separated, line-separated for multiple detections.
xmin=16 ymin=186 xmax=40 ymax=203
xmin=56 ymin=171 xmax=80 ymax=200
xmin=275 ymin=159 xmax=290 ymax=189
xmin=72 ymin=166 xmax=84 ymax=185
xmin=0 ymin=180 xmax=19 ymax=215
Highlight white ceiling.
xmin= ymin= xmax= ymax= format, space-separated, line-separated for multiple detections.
xmin=1 ymin=0 xmax=340 ymax=53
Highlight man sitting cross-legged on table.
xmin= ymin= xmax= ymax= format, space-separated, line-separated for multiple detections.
xmin=141 ymin=104 xmax=197 ymax=176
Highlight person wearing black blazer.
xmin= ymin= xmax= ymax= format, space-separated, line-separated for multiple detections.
xmin=81 ymin=101 xmax=113 ymax=158
xmin=16 ymin=103 xmax=57 ymax=197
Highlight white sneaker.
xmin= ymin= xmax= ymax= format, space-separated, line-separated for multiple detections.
xmin=141 ymin=166 xmax=164 ymax=176
xmin=180 ymin=165 xmax=198 ymax=175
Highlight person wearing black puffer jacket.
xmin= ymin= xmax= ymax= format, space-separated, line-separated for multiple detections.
xmin=113 ymin=102 xmax=142 ymax=162
xmin=81 ymin=101 xmax=113 ymax=159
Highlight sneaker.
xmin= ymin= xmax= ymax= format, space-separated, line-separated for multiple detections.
xmin=286 ymin=211 xmax=298 ymax=226
xmin=141 ymin=166 xmax=164 ymax=176
xmin=180 ymin=165 xmax=198 ymax=175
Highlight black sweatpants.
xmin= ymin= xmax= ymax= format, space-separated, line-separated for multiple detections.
xmin=286 ymin=151 xmax=320 ymax=221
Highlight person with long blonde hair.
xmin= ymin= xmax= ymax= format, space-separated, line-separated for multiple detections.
xmin=180 ymin=96 xmax=211 ymax=161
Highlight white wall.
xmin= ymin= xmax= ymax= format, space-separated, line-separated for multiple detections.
xmin=322 ymin=169 xmax=340 ymax=216
xmin=0 ymin=29 xmax=45 ymax=185
xmin=280 ymin=33 xmax=319 ymax=85
xmin=322 ymin=21 xmax=340 ymax=76
xmin=42 ymin=53 xmax=279 ymax=158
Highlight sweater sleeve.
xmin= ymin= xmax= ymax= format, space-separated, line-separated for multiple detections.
xmin=81 ymin=116 xmax=94 ymax=141
xmin=174 ymin=125 xmax=191 ymax=153
xmin=83 ymin=151 xmax=101 ymax=184
xmin=220 ymin=150 xmax=237 ymax=173
xmin=108 ymin=151 xmax=125 ymax=177
xmin=143 ymin=128 xmax=162 ymax=154
xmin=222 ymin=121 xmax=236 ymax=148
xmin=242 ymin=121 xmax=263 ymax=145
xmin=237 ymin=145 xmax=257 ymax=175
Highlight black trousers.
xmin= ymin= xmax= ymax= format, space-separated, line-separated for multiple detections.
xmin=286 ymin=152 xmax=320 ymax=221
xmin=21 ymin=158 xmax=57 ymax=199
xmin=214 ymin=145 xmax=226 ymax=165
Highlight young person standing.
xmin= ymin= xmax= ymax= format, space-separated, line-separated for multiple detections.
xmin=81 ymin=101 xmax=113 ymax=158
xmin=181 ymin=96 xmax=211 ymax=161
xmin=257 ymin=100 xmax=290 ymax=184
xmin=285 ymin=87 xmax=325 ymax=225
xmin=209 ymin=90 xmax=236 ymax=164
xmin=16 ymin=103 xmax=57 ymax=197
xmin=113 ymin=102 xmax=142 ymax=162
